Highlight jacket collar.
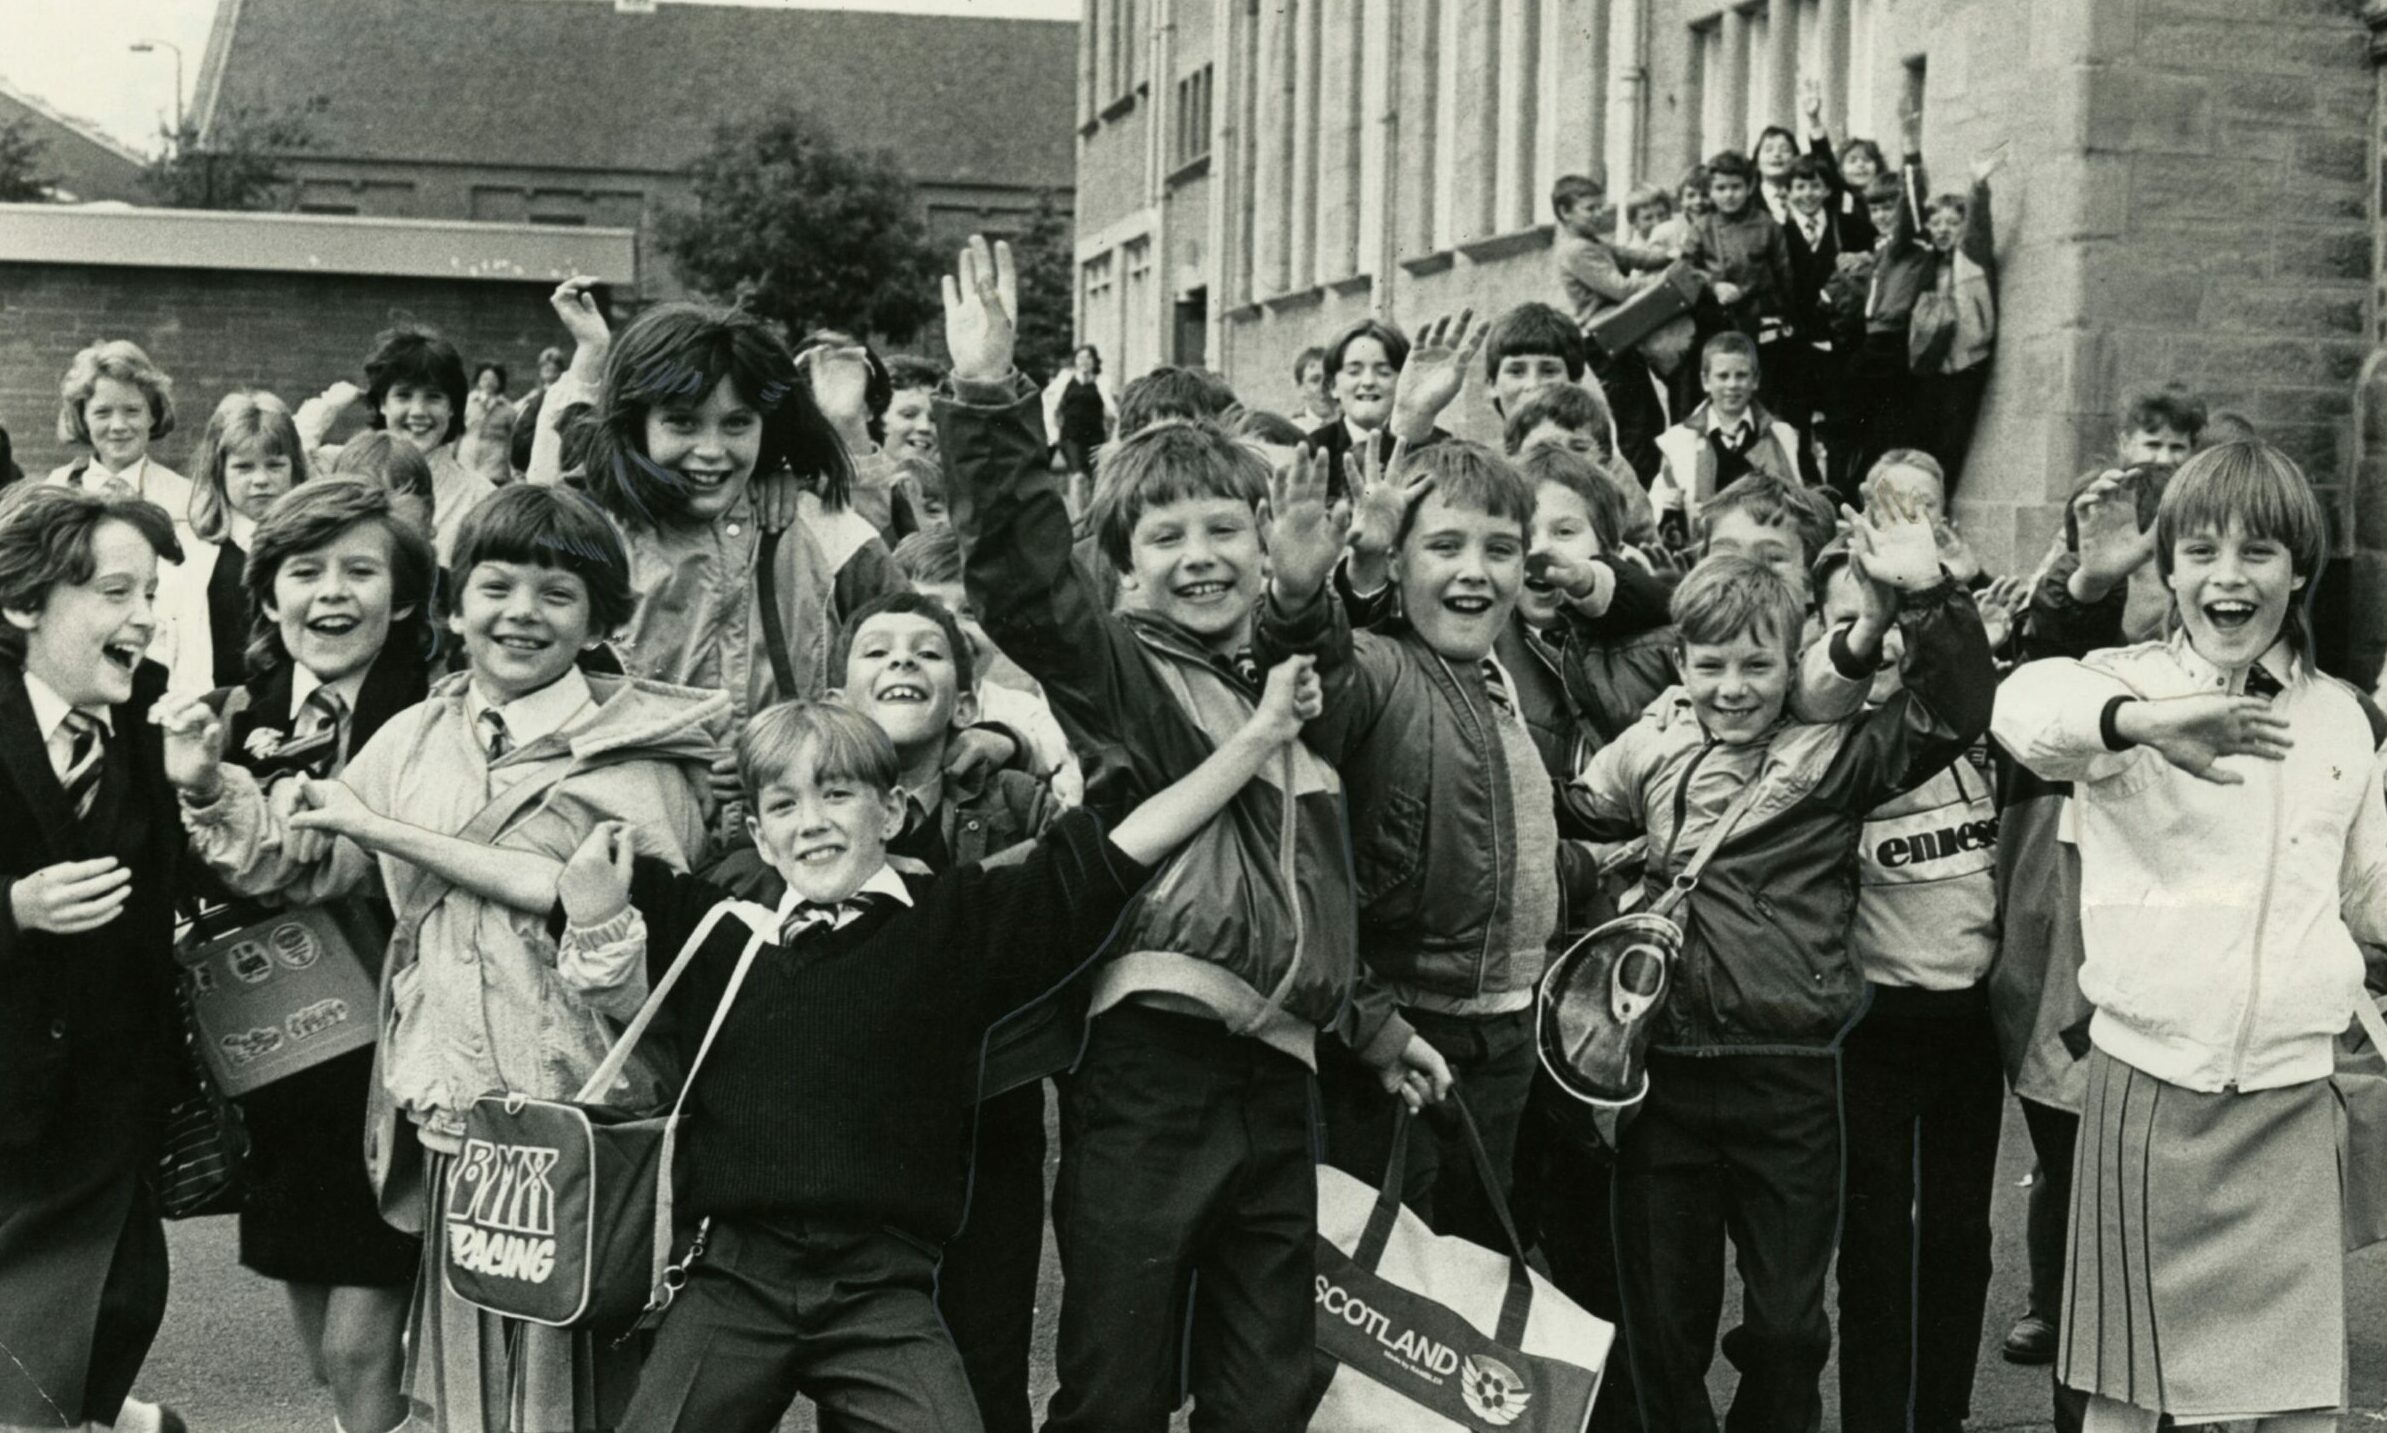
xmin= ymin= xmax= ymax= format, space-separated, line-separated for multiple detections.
xmin=2168 ymin=630 xmax=2299 ymax=697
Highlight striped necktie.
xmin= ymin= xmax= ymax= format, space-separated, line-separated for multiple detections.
xmin=1480 ymin=658 xmax=1519 ymax=724
xmin=779 ymin=892 xmax=892 ymax=945
xmin=58 ymin=710 xmax=105 ymax=819
xmin=273 ymin=687 xmax=351 ymax=777
xmin=481 ymin=708 xmax=512 ymax=762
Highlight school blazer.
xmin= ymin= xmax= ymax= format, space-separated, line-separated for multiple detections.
xmin=0 ymin=658 xmax=183 ymax=1149
xmin=1303 ymin=420 xmax=1450 ymax=504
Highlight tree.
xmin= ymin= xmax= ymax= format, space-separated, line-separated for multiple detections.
xmin=0 ymin=117 xmax=55 ymax=202
xmin=142 ymin=97 xmax=327 ymax=211
xmin=660 ymin=107 xmax=941 ymax=343
xmin=1009 ymin=189 xmax=1077 ymax=386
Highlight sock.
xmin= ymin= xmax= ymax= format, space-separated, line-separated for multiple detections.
xmin=111 ymin=1399 xmax=162 ymax=1433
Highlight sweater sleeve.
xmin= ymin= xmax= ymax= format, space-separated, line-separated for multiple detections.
xmin=969 ymin=806 xmax=1152 ymax=1021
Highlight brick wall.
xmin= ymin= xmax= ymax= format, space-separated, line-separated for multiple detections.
xmin=0 ymin=264 xmax=580 ymax=479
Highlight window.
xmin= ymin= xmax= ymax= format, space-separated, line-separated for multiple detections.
xmin=530 ymin=213 xmax=588 ymax=227
xmin=298 ymin=201 xmax=359 ymax=216
xmin=1175 ymin=63 xmax=1214 ymax=171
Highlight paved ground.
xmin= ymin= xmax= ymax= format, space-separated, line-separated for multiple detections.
xmin=138 ymin=1099 xmax=2385 ymax=1431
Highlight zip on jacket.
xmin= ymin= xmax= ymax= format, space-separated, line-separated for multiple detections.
xmin=1992 ymin=634 xmax=2387 ymax=1093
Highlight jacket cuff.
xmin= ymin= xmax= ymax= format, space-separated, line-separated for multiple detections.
xmin=945 ymin=371 xmax=1036 ymax=408
xmin=1826 ymin=624 xmax=1872 ymax=682
xmin=1896 ymin=576 xmax=1958 ymax=613
xmin=2099 ymin=695 xmax=2139 ymax=752
xmin=1356 ymin=1009 xmax=1416 ymax=1073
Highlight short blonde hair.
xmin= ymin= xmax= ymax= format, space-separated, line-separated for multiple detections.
xmin=1672 ymin=553 xmax=1805 ymax=656
xmin=736 ymin=700 xmax=900 ymax=803
xmin=57 ymin=339 xmax=176 ymax=447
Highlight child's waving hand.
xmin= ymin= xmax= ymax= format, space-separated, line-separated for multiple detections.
xmin=2113 ymin=694 xmax=2295 ymax=785
xmin=558 ymin=820 xmax=637 ymax=927
xmin=942 ymin=236 xmax=1019 ymax=385
xmin=1265 ymin=444 xmax=1350 ymax=604
xmin=1842 ymin=481 xmax=1945 ymax=592
xmin=1390 ymin=310 xmax=1487 ymax=443
xmin=548 ymin=276 xmax=611 ymax=359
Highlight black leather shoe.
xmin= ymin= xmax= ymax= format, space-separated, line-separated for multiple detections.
xmin=2003 ymin=1312 xmax=2058 ymax=1365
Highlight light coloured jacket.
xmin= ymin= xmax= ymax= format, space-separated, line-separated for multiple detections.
xmin=1650 ymin=402 xmax=1802 ymax=518
xmin=185 ymin=670 xmax=727 ymax=1146
xmin=1993 ymin=636 xmax=2387 ymax=1093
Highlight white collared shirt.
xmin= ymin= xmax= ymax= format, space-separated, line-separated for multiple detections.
xmin=23 ymin=669 xmax=112 ymax=782
xmin=466 ymin=666 xmax=596 ymax=753
xmin=1342 ymin=417 xmax=1382 ymax=453
xmin=773 ymin=862 xmax=916 ymax=937
xmin=1703 ymin=408 xmax=1755 ymax=446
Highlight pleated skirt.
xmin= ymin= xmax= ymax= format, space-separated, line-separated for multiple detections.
xmin=2056 ymin=1047 xmax=2345 ymax=1421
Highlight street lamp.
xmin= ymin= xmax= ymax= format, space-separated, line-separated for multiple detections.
xmin=129 ymin=39 xmax=184 ymax=151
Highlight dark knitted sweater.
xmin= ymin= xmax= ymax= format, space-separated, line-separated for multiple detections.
xmin=613 ymin=806 xmax=1145 ymax=1241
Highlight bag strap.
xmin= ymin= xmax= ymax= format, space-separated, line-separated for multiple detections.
xmin=1233 ymin=745 xmax=1306 ymax=1037
xmin=572 ymin=902 xmax=744 ymax=1103
xmin=2356 ymin=992 xmax=2387 ymax=1059
xmin=755 ymin=527 xmax=799 ymax=700
xmin=1647 ymin=766 xmax=1771 ymax=923
xmin=386 ymin=757 xmax=585 ymax=947
xmin=1350 ymin=1095 xmax=1539 ymax=1349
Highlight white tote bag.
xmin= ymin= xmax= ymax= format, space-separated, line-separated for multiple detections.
xmin=1309 ymin=1098 xmax=1615 ymax=1431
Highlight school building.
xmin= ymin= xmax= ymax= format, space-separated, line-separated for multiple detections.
xmin=0 ymin=204 xmax=637 ymax=478
xmin=1070 ymin=0 xmax=2387 ymax=682
xmin=190 ymin=0 xmax=1078 ymax=304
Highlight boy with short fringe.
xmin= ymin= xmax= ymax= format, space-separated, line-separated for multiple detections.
xmin=1259 ymin=440 xmax=1610 ymax=1249
xmin=934 ymin=237 xmax=1447 ymax=1432
xmin=1550 ymin=170 xmax=1676 ymax=482
xmin=1684 ymin=151 xmax=1795 ymax=343
xmin=1504 ymin=383 xmax=1660 ymax=550
xmin=1567 ymin=503 xmax=1996 ymax=1433
xmin=1651 ymin=332 xmax=1803 ymax=540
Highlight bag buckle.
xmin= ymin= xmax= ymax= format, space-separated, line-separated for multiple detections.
xmin=617 ymin=1218 xmax=710 ymax=1345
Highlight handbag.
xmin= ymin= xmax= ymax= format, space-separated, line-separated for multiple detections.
xmin=1585 ymin=261 xmax=1701 ymax=361
xmin=154 ymin=972 xmax=251 ymax=1220
xmin=175 ymin=899 xmax=387 ymax=1097
xmin=1308 ymin=1096 xmax=1614 ymax=1431
xmin=1537 ymin=771 xmax=1771 ymax=1117
xmin=442 ymin=901 xmax=773 ymax=1330
xmin=2336 ymin=991 xmax=2387 ymax=1253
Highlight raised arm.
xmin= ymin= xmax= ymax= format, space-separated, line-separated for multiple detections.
xmin=527 ymin=276 xmax=611 ymax=487
xmin=158 ymin=694 xmax=375 ymax=904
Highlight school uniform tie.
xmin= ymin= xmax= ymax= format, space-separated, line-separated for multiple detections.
xmin=274 ymin=687 xmax=351 ymax=777
xmin=2244 ymin=664 xmax=2285 ymax=701
xmin=480 ymin=708 xmax=512 ymax=762
xmin=55 ymin=709 xmax=105 ymax=819
xmin=779 ymin=892 xmax=893 ymax=945
xmin=1479 ymin=658 xmax=1522 ymax=727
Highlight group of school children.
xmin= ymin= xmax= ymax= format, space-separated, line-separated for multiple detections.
xmin=0 ymin=109 xmax=2379 ymax=1433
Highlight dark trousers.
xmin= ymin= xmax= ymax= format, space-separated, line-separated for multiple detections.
xmin=1911 ymin=364 xmax=1991 ymax=497
xmin=1512 ymin=1069 xmax=1643 ymax=1432
xmin=1317 ymin=1004 xmax=1538 ymax=1251
xmin=1835 ymin=989 xmax=2005 ymax=1433
xmin=1839 ymin=331 xmax=1916 ymax=502
xmin=1611 ymin=1051 xmax=1840 ymax=1433
xmin=939 ymin=1083 xmax=1047 ymax=1433
xmin=2020 ymin=1098 xmax=2087 ymax=1433
xmin=1592 ymin=348 xmax=1668 ymax=485
xmin=1043 ymin=1006 xmax=1315 ymax=1433
xmin=621 ymin=1216 xmax=979 ymax=1433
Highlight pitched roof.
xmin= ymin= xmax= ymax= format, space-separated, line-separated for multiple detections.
xmin=0 ymin=77 xmax=150 ymax=203
xmin=193 ymin=0 xmax=1077 ymax=191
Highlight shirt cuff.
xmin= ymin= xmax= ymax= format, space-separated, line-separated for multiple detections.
xmin=564 ymin=904 xmax=641 ymax=947
xmin=2098 ymin=696 xmax=2138 ymax=752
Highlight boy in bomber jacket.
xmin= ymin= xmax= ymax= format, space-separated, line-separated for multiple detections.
xmin=934 ymin=236 xmax=1450 ymax=1432
xmin=1566 ymin=485 xmax=1996 ymax=1433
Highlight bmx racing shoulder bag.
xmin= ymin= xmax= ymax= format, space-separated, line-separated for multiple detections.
xmin=1309 ymin=1096 xmax=1615 ymax=1432
xmin=441 ymin=901 xmax=773 ymax=1330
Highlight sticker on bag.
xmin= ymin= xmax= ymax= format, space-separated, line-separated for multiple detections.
xmin=1315 ymin=1241 xmax=1595 ymax=1428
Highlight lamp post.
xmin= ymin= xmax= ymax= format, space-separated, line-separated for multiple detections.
xmin=129 ymin=39 xmax=184 ymax=152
